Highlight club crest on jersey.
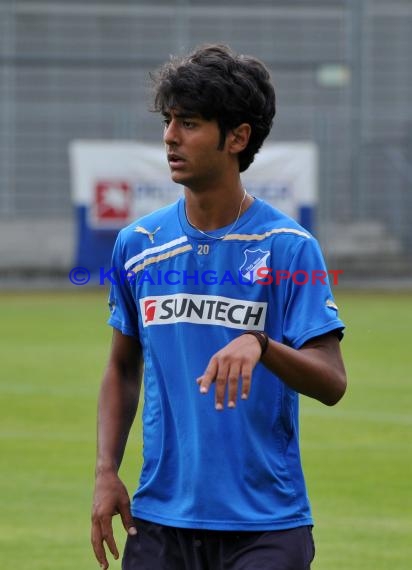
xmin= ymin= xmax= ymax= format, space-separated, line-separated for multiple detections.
xmin=239 ymin=249 xmax=270 ymax=283
xmin=134 ymin=225 xmax=161 ymax=243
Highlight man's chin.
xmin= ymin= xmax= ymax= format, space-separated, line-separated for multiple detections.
xmin=170 ymin=171 xmax=189 ymax=185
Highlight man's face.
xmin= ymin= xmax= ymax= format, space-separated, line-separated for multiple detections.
xmin=163 ymin=108 xmax=231 ymax=190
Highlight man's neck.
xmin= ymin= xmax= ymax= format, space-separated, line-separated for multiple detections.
xmin=184 ymin=184 xmax=252 ymax=231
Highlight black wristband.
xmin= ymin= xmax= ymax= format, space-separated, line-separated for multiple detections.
xmin=241 ymin=330 xmax=269 ymax=358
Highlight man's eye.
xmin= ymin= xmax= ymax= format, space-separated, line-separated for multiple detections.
xmin=163 ymin=119 xmax=170 ymax=127
xmin=182 ymin=121 xmax=195 ymax=128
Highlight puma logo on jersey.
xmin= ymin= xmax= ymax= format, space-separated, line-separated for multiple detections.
xmin=134 ymin=225 xmax=161 ymax=243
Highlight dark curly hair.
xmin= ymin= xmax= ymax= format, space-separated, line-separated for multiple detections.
xmin=151 ymin=44 xmax=276 ymax=172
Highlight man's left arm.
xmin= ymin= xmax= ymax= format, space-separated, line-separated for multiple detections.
xmin=261 ymin=331 xmax=346 ymax=405
xmin=197 ymin=331 xmax=346 ymax=409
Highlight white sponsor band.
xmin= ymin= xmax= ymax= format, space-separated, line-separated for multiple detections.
xmin=139 ymin=293 xmax=267 ymax=330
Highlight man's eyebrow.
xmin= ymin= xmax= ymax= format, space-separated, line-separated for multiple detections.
xmin=162 ymin=110 xmax=201 ymax=119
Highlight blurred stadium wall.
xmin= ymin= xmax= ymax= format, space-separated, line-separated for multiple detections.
xmin=0 ymin=0 xmax=411 ymax=280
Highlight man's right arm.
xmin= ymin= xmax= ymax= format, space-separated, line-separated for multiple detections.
xmin=91 ymin=328 xmax=143 ymax=570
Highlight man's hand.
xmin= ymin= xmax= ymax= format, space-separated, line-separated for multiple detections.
xmin=91 ymin=470 xmax=137 ymax=569
xmin=197 ymin=334 xmax=262 ymax=410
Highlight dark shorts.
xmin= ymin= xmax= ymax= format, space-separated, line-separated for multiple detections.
xmin=122 ymin=518 xmax=315 ymax=570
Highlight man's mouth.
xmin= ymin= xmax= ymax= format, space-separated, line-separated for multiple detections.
xmin=167 ymin=153 xmax=186 ymax=168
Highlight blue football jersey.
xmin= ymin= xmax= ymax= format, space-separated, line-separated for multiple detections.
xmin=107 ymin=197 xmax=344 ymax=530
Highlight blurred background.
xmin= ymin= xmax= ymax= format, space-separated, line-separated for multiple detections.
xmin=1 ymin=3 xmax=411 ymax=569
xmin=0 ymin=0 xmax=411 ymax=285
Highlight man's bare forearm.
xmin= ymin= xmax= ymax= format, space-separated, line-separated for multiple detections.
xmin=96 ymin=331 xmax=142 ymax=475
xmin=261 ymin=333 xmax=346 ymax=406
xmin=96 ymin=369 xmax=141 ymax=474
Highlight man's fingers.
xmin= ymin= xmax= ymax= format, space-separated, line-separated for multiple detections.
xmin=198 ymin=342 xmax=258 ymax=408
xmin=91 ymin=521 xmax=109 ymax=569
xmin=197 ymin=358 xmax=218 ymax=394
xmin=227 ymin=364 xmax=241 ymax=408
xmin=118 ymin=500 xmax=137 ymax=536
xmin=100 ymin=515 xmax=119 ymax=560
xmin=240 ymin=363 xmax=253 ymax=399
xmin=214 ymin=362 xmax=230 ymax=410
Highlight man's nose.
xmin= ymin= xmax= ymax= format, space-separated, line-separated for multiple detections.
xmin=163 ymin=120 xmax=179 ymax=145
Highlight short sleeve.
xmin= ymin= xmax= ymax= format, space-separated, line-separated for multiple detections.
xmin=282 ymin=237 xmax=345 ymax=349
xmin=107 ymin=231 xmax=140 ymax=338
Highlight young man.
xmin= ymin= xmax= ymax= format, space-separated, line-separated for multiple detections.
xmin=91 ymin=44 xmax=347 ymax=570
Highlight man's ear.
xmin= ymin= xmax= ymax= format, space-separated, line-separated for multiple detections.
xmin=227 ymin=123 xmax=251 ymax=154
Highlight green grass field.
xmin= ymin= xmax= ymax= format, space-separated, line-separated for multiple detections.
xmin=0 ymin=288 xmax=411 ymax=569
